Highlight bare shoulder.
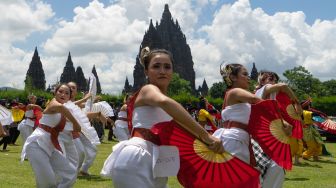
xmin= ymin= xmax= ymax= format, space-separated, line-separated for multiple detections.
xmin=136 ymin=84 xmax=168 ymax=107
xmin=229 ymin=88 xmax=246 ymax=95
xmin=140 ymin=84 xmax=161 ymax=94
xmin=44 ymin=100 xmax=63 ymax=113
xmin=120 ymin=104 xmax=127 ymax=111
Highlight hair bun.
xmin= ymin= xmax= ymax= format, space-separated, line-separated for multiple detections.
xmin=140 ymin=46 xmax=151 ymax=67
xmin=219 ymin=62 xmax=233 ymax=87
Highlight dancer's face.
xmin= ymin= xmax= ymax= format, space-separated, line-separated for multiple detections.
xmin=29 ymin=96 xmax=36 ymax=104
xmin=145 ymin=53 xmax=173 ymax=90
xmin=55 ymin=85 xmax=71 ymax=104
xmin=232 ymin=67 xmax=250 ymax=89
xmin=68 ymin=82 xmax=77 ymax=100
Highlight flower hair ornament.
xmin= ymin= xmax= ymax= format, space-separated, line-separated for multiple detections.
xmin=220 ymin=63 xmax=233 ymax=87
xmin=139 ymin=46 xmax=151 ymax=67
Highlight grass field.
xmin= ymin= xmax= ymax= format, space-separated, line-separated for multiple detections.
xmin=1 ymin=135 xmax=335 ymax=188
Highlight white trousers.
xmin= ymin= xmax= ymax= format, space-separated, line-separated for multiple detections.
xmin=58 ymin=131 xmax=78 ymax=170
xmin=73 ymin=137 xmax=85 ymax=171
xmin=79 ymin=133 xmax=97 ymax=173
xmin=113 ymin=126 xmax=130 ymax=141
xmin=222 ymin=138 xmax=250 ymax=164
xmin=109 ymin=138 xmax=167 ymax=188
xmin=20 ymin=125 xmax=34 ymax=144
xmin=26 ymin=142 xmax=77 ymax=188
xmin=262 ymin=161 xmax=285 ymax=188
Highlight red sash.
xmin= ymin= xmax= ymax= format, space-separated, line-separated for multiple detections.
xmin=222 ymin=91 xmax=257 ymax=166
xmin=38 ymin=115 xmax=66 ymax=153
xmin=126 ymin=90 xmax=140 ymax=133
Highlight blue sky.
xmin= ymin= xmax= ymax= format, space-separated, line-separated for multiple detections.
xmin=1 ymin=0 xmax=336 ymax=93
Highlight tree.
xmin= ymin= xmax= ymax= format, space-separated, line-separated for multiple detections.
xmin=321 ymin=79 xmax=336 ymax=96
xmin=168 ymin=73 xmax=192 ymax=96
xmin=209 ymin=82 xmax=226 ymax=99
xmin=283 ymin=66 xmax=323 ymax=99
xmin=24 ymin=76 xmax=34 ymax=93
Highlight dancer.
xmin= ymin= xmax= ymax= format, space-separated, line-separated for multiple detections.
xmin=18 ymin=94 xmax=42 ymax=144
xmin=301 ymin=100 xmax=323 ymax=161
xmin=213 ymin=63 xmax=261 ymax=164
xmin=254 ymin=71 xmax=300 ymax=188
xmin=101 ymin=47 xmax=223 ymax=188
xmin=113 ymin=94 xmax=131 ymax=141
xmin=198 ymin=97 xmax=217 ymax=133
xmin=68 ymin=81 xmax=103 ymax=176
xmin=21 ymin=84 xmax=81 ymax=187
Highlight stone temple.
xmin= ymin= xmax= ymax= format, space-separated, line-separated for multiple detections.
xmin=131 ymin=4 xmax=196 ymax=92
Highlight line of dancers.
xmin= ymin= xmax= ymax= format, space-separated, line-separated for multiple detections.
xmin=1 ymin=46 xmax=331 ymax=188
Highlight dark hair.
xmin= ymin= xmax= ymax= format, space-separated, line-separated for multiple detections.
xmin=199 ymin=98 xmax=207 ymax=109
xmin=139 ymin=46 xmax=174 ymax=70
xmin=54 ymin=83 xmax=72 ymax=97
xmin=220 ymin=63 xmax=244 ymax=88
xmin=255 ymin=70 xmax=279 ymax=90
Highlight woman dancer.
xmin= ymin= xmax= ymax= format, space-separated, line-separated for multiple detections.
xmin=18 ymin=95 xmax=42 ymax=144
xmin=213 ymin=63 xmax=261 ymax=164
xmin=198 ymin=97 xmax=217 ymax=133
xmin=254 ymin=71 xmax=301 ymax=188
xmin=101 ymin=47 xmax=223 ymax=188
xmin=21 ymin=84 xmax=81 ymax=187
xmin=113 ymin=94 xmax=131 ymax=141
xmin=68 ymin=81 xmax=104 ymax=176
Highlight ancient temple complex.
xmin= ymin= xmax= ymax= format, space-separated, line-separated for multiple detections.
xmin=131 ymin=4 xmax=196 ymax=92
xmin=24 ymin=47 xmax=46 ymax=90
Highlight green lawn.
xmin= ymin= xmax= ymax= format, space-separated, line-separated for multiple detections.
xmin=1 ymin=135 xmax=335 ymax=188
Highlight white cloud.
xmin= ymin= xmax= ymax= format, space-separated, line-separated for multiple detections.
xmin=2 ymin=0 xmax=336 ymax=95
xmin=193 ymin=0 xmax=336 ymax=88
xmin=0 ymin=0 xmax=53 ymax=90
xmin=41 ymin=0 xmax=204 ymax=94
xmin=0 ymin=0 xmax=53 ymax=45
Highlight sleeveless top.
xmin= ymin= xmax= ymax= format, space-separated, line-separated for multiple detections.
xmin=132 ymin=106 xmax=172 ymax=129
xmin=255 ymin=84 xmax=276 ymax=99
xmin=39 ymin=113 xmax=62 ymax=127
xmin=217 ymin=102 xmax=251 ymax=144
xmin=115 ymin=111 xmax=128 ymax=128
xmin=222 ymin=103 xmax=251 ymax=125
xmin=21 ymin=113 xmax=63 ymax=160
xmin=25 ymin=110 xmax=35 ymax=127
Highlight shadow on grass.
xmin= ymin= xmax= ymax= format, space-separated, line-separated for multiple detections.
xmin=315 ymin=159 xmax=336 ymax=164
xmin=77 ymin=174 xmax=110 ymax=182
xmin=285 ymin=177 xmax=309 ymax=181
xmin=294 ymin=162 xmax=322 ymax=168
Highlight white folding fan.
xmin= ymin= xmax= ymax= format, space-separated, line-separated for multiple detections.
xmin=92 ymin=101 xmax=114 ymax=117
xmin=0 ymin=105 xmax=13 ymax=125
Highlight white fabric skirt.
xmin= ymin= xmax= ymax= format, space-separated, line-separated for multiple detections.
xmin=213 ymin=128 xmax=250 ymax=164
xmin=101 ymin=137 xmax=167 ymax=188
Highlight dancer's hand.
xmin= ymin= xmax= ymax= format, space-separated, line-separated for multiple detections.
xmin=206 ymin=135 xmax=225 ymax=154
xmin=282 ymin=121 xmax=293 ymax=136
xmin=293 ymin=102 xmax=303 ymax=116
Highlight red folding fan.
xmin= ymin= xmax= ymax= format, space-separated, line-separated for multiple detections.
xmin=315 ymin=119 xmax=336 ymax=134
xmin=151 ymin=121 xmax=260 ymax=188
xmin=276 ymin=92 xmax=303 ymax=139
xmin=248 ymin=100 xmax=292 ymax=170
